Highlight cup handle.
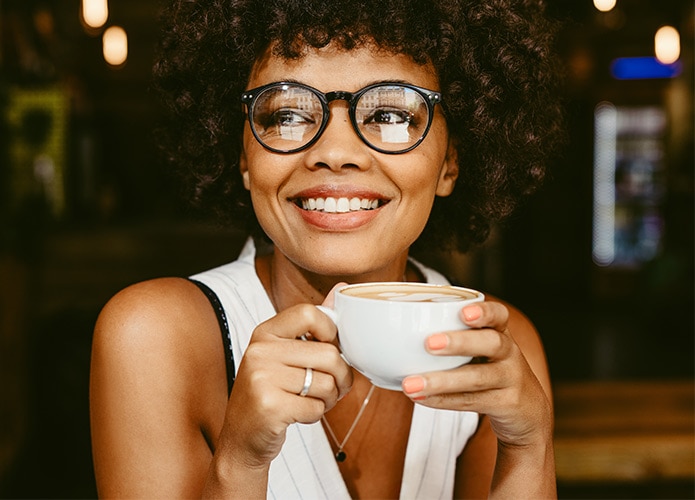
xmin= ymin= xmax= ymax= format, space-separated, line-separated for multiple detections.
xmin=315 ymin=304 xmax=337 ymax=325
xmin=315 ymin=305 xmax=351 ymax=366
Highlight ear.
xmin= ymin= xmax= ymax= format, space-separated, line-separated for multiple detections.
xmin=239 ymin=150 xmax=251 ymax=191
xmin=435 ymin=138 xmax=459 ymax=197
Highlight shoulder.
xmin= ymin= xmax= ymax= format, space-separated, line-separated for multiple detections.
xmin=96 ymin=277 xmax=209 ymax=331
xmin=92 ymin=277 xmax=226 ymax=413
xmin=95 ymin=278 xmax=217 ymax=356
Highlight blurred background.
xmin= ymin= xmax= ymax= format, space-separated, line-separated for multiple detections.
xmin=0 ymin=0 xmax=692 ymax=498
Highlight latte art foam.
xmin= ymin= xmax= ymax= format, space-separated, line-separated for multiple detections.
xmin=375 ymin=292 xmax=465 ymax=302
xmin=341 ymin=284 xmax=478 ymax=302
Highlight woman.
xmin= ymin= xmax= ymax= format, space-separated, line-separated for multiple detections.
xmin=90 ymin=0 xmax=564 ymax=497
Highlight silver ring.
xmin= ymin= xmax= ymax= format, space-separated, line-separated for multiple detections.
xmin=299 ymin=367 xmax=313 ymax=397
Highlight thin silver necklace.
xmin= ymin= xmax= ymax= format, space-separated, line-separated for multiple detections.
xmin=321 ymin=384 xmax=376 ymax=462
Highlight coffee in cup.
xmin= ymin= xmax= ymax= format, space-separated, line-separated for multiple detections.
xmin=318 ymin=282 xmax=484 ymax=390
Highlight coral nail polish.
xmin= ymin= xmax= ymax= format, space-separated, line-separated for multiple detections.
xmin=427 ymin=333 xmax=448 ymax=350
xmin=463 ymin=304 xmax=482 ymax=322
xmin=402 ymin=376 xmax=425 ymax=394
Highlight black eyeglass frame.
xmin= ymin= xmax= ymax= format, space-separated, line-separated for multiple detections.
xmin=240 ymin=81 xmax=443 ymax=155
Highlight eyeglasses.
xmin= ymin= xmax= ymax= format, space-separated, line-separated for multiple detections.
xmin=241 ymin=81 xmax=442 ymax=154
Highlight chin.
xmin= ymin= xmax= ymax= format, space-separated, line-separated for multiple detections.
xmin=291 ymin=246 xmax=405 ymax=281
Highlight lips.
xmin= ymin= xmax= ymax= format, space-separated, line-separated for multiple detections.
xmin=299 ymin=196 xmax=382 ymax=213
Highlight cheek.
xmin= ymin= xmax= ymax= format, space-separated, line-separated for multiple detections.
xmin=242 ymin=149 xmax=294 ymax=229
xmin=246 ymin=167 xmax=278 ymax=205
xmin=414 ymin=130 xmax=452 ymax=193
xmin=242 ymin=140 xmax=281 ymax=194
xmin=402 ymin=149 xmax=448 ymax=192
xmin=245 ymin=169 xmax=285 ymax=241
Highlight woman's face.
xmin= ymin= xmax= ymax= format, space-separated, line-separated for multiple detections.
xmin=240 ymin=43 xmax=458 ymax=280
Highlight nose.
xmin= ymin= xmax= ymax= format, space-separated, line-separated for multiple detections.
xmin=303 ymin=103 xmax=372 ymax=172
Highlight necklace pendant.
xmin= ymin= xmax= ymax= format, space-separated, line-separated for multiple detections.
xmin=322 ymin=384 xmax=375 ymax=465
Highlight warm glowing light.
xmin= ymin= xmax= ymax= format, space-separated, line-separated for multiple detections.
xmin=655 ymin=26 xmax=680 ymax=64
xmin=103 ymin=26 xmax=128 ymax=66
xmin=82 ymin=0 xmax=108 ymax=29
xmin=593 ymin=0 xmax=617 ymax=12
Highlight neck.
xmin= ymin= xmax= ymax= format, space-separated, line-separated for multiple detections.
xmin=256 ymin=246 xmax=418 ymax=312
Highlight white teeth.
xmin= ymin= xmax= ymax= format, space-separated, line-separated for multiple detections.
xmin=324 ymin=197 xmax=337 ymax=212
xmin=300 ymin=196 xmax=381 ymax=213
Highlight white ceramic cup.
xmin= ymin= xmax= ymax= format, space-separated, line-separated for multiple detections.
xmin=317 ymin=282 xmax=485 ymax=390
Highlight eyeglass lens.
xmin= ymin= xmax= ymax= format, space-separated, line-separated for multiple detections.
xmin=248 ymin=84 xmax=432 ymax=153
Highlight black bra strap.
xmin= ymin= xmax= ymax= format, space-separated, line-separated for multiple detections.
xmin=189 ymin=279 xmax=235 ymax=395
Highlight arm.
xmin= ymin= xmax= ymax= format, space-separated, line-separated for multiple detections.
xmin=90 ymin=278 xmax=228 ymax=498
xmin=403 ymin=300 xmax=555 ymax=499
xmin=91 ymin=278 xmax=352 ymax=498
xmin=489 ymin=304 xmax=554 ymax=499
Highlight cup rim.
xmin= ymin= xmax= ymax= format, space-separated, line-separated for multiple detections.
xmin=336 ymin=281 xmax=484 ymax=302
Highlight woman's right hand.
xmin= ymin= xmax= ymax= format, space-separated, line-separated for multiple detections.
xmin=211 ymin=301 xmax=353 ymax=473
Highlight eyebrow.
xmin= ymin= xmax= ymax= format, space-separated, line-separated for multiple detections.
xmin=269 ymin=78 xmax=419 ymax=91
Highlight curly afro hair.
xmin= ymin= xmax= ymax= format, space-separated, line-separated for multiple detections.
xmin=153 ymin=0 xmax=564 ymax=252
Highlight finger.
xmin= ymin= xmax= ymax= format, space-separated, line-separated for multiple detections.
xmin=460 ymin=300 xmax=509 ymax=331
xmin=254 ymin=303 xmax=338 ymax=343
xmin=246 ymin=333 xmax=343 ymax=370
xmin=246 ymin=383 xmax=330 ymax=426
xmin=402 ymin=360 xmax=509 ymax=400
xmin=233 ymin=360 xmax=344 ymax=425
xmin=293 ymin=367 xmax=343 ymax=407
xmin=404 ymin=366 xmax=544 ymax=434
xmin=243 ymin=338 xmax=353 ymax=399
xmin=425 ymin=327 xmax=514 ymax=360
xmin=286 ymin=365 xmax=348 ymax=420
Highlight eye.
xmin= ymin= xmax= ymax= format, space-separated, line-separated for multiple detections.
xmin=363 ymin=108 xmax=414 ymax=126
xmin=260 ymin=108 xmax=316 ymax=129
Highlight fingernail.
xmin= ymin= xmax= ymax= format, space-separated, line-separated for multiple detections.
xmin=463 ymin=304 xmax=482 ymax=322
xmin=427 ymin=333 xmax=448 ymax=350
xmin=402 ymin=376 xmax=425 ymax=394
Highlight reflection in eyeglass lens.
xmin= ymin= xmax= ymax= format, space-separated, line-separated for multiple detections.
xmin=251 ymin=84 xmax=430 ymax=151
xmin=255 ymin=87 xmax=321 ymax=144
xmin=360 ymin=87 xmax=428 ymax=146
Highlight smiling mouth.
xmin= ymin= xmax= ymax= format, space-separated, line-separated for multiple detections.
xmin=297 ymin=196 xmax=385 ymax=213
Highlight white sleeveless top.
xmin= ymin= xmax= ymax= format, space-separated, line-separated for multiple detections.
xmin=191 ymin=239 xmax=479 ymax=499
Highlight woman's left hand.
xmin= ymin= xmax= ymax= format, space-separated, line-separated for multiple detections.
xmin=401 ymin=300 xmax=552 ymax=448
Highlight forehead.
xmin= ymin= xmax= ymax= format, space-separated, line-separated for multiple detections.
xmin=247 ymin=42 xmax=440 ymax=92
